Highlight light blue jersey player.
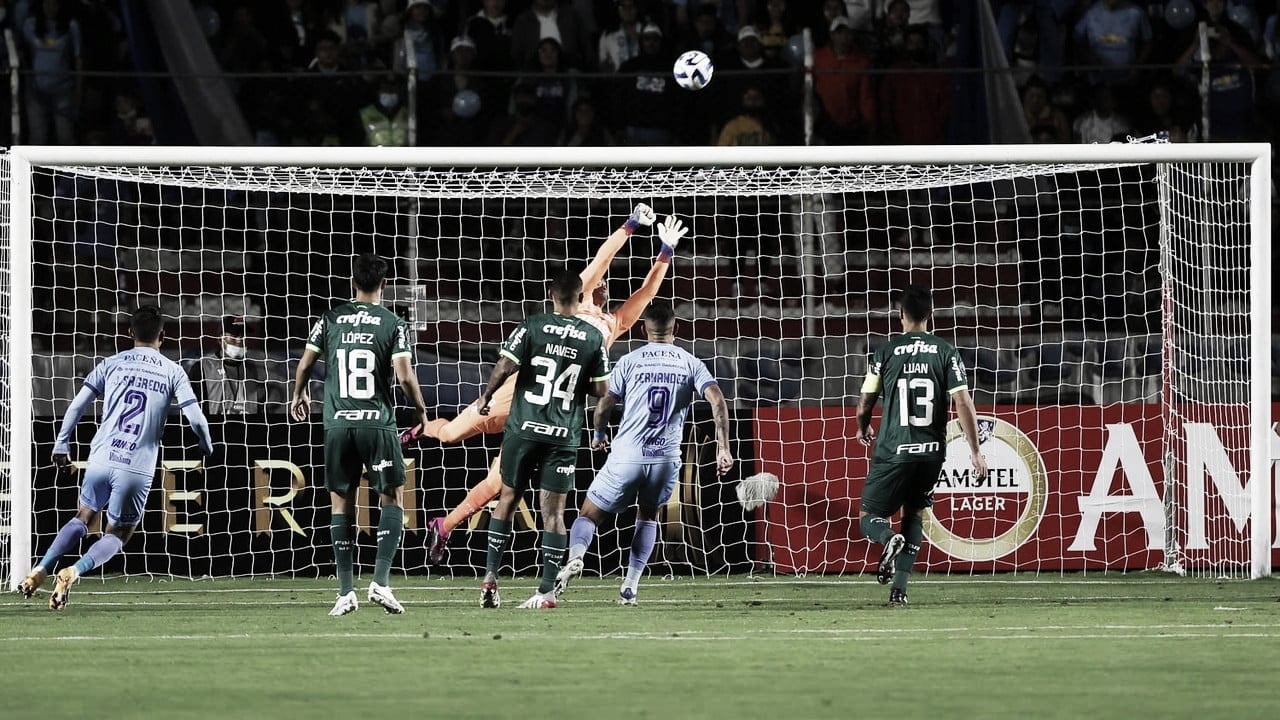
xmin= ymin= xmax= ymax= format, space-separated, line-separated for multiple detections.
xmin=555 ymin=303 xmax=734 ymax=605
xmin=18 ymin=306 xmax=214 ymax=610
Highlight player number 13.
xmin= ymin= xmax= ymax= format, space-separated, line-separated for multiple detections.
xmin=895 ymin=377 xmax=935 ymax=427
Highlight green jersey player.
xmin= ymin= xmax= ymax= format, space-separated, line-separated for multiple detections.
xmin=856 ymin=285 xmax=987 ymax=606
xmin=476 ymin=268 xmax=610 ymax=609
xmin=290 ymin=253 xmax=429 ymax=616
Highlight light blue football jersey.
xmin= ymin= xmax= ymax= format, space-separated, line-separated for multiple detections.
xmin=63 ymin=347 xmax=199 ymax=474
xmin=606 ymin=342 xmax=717 ymax=463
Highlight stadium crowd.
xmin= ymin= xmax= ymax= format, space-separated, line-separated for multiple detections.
xmin=1 ymin=0 xmax=1276 ymax=148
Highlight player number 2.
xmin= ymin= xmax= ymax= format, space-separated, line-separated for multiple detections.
xmin=525 ymin=357 xmax=581 ymax=410
xmin=336 ymin=348 xmax=377 ymax=400
xmin=895 ymin=377 xmax=935 ymax=427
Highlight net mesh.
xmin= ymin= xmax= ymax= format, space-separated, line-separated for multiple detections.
xmin=7 ymin=155 xmax=1266 ymax=582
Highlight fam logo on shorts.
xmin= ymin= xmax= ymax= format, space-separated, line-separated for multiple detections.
xmin=921 ymin=416 xmax=1047 ymax=563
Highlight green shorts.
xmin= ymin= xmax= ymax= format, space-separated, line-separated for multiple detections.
xmin=499 ymin=435 xmax=578 ymax=494
xmin=860 ymin=459 xmax=944 ymax=518
xmin=323 ymin=427 xmax=406 ymax=497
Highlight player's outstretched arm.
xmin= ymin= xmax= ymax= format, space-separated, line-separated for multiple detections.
xmin=289 ymin=348 xmax=320 ymax=422
xmin=611 ymin=215 xmax=689 ymax=339
xmin=702 ymin=382 xmax=734 ymax=476
xmin=393 ymin=354 xmax=430 ymax=430
xmin=951 ymin=389 xmax=988 ymax=480
xmin=51 ymin=385 xmax=97 ymax=467
xmin=591 ymin=391 xmax=620 ymax=450
xmin=580 ymin=203 xmax=656 ymax=294
xmin=180 ymin=403 xmax=215 ymax=456
xmin=477 ymin=356 xmax=519 ymax=416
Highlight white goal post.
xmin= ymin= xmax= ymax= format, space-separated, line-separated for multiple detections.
xmin=0 ymin=143 xmax=1273 ymax=588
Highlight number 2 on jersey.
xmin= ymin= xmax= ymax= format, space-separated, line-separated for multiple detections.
xmin=895 ymin=377 xmax=935 ymax=427
xmin=525 ymin=356 xmax=582 ymax=410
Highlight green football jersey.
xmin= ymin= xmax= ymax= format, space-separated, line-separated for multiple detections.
xmin=862 ymin=332 xmax=968 ymax=464
xmin=500 ymin=312 xmax=610 ymax=446
xmin=305 ymin=301 xmax=412 ymax=430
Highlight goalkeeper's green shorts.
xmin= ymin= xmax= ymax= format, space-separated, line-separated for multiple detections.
xmin=860 ymin=459 xmax=944 ymax=517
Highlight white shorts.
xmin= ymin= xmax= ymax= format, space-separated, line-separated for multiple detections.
xmin=586 ymin=459 xmax=680 ymax=514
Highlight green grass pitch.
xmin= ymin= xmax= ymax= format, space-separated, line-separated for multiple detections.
xmin=4 ymin=574 xmax=1279 ymax=720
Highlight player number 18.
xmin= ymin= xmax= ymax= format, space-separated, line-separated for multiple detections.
xmin=336 ymin=348 xmax=377 ymax=400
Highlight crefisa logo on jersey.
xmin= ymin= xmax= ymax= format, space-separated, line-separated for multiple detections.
xmin=922 ymin=416 xmax=1048 ymax=563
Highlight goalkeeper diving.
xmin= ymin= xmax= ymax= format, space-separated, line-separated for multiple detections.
xmin=402 ymin=204 xmax=689 ymax=563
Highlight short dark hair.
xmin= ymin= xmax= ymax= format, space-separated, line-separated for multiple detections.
xmin=548 ymin=268 xmax=584 ymax=305
xmin=643 ymin=301 xmax=676 ymax=332
xmin=131 ymin=305 xmax=164 ymax=343
xmin=897 ymin=285 xmax=933 ymax=323
xmin=352 ymin=253 xmax=388 ymax=293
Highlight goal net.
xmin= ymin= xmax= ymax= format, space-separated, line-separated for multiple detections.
xmin=1 ymin=145 xmax=1273 ymax=589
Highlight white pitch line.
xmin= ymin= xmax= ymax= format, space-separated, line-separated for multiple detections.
xmin=3 ymin=628 xmax=1280 ymax=643
xmin=16 ymin=577 xmax=1223 ymax=595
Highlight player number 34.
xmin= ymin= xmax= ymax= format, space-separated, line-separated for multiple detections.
xmin=525 ymin=357 xmax=582 ymax=410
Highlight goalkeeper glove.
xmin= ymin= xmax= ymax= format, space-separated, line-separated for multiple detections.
xmin=656 ymin=215 xmax=688 ymax=263
xmin=622 ymin=203 xmax=656 ymax=234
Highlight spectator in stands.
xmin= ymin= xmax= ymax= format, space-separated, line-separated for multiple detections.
xmin=489 ymin=81 xmax=560 ymax=145
xmin=465 ymin=0 xmax=515 ymax=73
xmin=716 ymin=85 xmax=776 ymax=145
xmin=23 ymin=0 xmax=81 ymax=146
xmin=1072 ymin=83 xmax=1130 ymax=144
xmin=424 ymin=36 xmax=498 ymax=146
xmin=304 ymin=30 xmax=363 ymax=144
xmin=598 ymin=0 xmax=643 ymax=73
xmin=511 ymin=0 xmax=595 ymax=70
xmin=810 ymin=0 xmax=853 ymax=49
xmin=679 ymin=3 xmax=734 ymax=61
xmin=359 ymin=78 xmax=409 ymax=146
xmin=672 ymin=0 xmax=747 ymax=36
xmin=1134 ymin=78 xmax=1200 ymax=143
xmin=523 ymin=36 xmax=579 ymax=133
xmin=871 ymin=0 xmax=911 ymax=66
xmin=106 ymin=90 xmax=153 ymax=145
xmin=615 ymin=22 xmax=682 ymax=145
xmin=218 ymin=5 xmax=270 ymax=78
xmin=189 ymin=316 xmax=267 ymax=416
xmin=1020 ymin=75 xmax=1069 ymax=143
xmin=755 ymin=0 xmax=799 ymax=65
xmin=268 ymin=0 xmax=324 ymax=70
xmin=291 ymin=96 xmax=343 ymax=146
xmin=714 ymin=25 xmax=791 ymax=138
xmin=812 ymin=16 xmax=875 ymax=145
xmin=1176 ymin=13 xmax=1264 ymax=141
xmin=394 ymin=0 xmax=441 ymax=82
xmin=559 ymin=97 xmax=616 ymax=145
xmin=1072 ymin=0 xmax=1151 ymax=87
xmin=878 ymin=25 xmax=949 ymax=145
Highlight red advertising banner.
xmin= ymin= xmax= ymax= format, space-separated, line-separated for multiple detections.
xmin=754 ymin=404 xmax=1280 ymax=574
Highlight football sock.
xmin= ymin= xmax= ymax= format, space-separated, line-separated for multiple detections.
xmin=624 ymin=520 xmax=658 ymax=589
xmin=538 ymin=531 xmax=568 ymax=595
xmin=331 ymin=513 xmax=355 ymax=595
xmin=373 ymin=505 xmax=403 ymax=586
xmin=485 ymin=517 xmax=513 ymax=581
xmin=38 ymin=517 xmax=88 ymax=572
xmin=859 ymin=515 xmax=896 ymax=545
xmin=444 ymin=463 xmax=502 ymax=534
xmin=568 ymin=516 xmax=597 ymax=562
xmin=892 ymin=512 xmax=924 ymax=592
xmin=72 ymin=533 xmax=123 ymax=575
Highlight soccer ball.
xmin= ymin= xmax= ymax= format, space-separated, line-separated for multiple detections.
xmin=673 ymin=50 xmax=714 ymax=91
